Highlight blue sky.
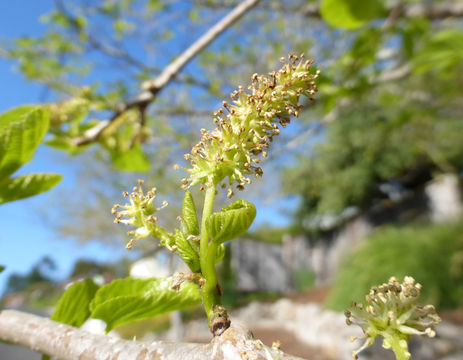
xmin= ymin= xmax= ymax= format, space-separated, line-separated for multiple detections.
xmin=0 ymin=1 xmax=300 ymax=296
xmin=0 ymin=1 xmax=132 ymax=294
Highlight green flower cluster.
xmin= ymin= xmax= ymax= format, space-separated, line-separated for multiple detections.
xmin=111 ymin=179 xmax=169 ymax=249
xmin=112 ymin=182 xmax=204 ymax=273
xmin=345 ymin=276 xmax=441 ymax=360
xmin=181 ymin=53 xmax=320 ymax=197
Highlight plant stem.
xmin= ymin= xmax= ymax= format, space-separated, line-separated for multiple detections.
xmin=199 ymin=184 xmax=220 ymax=321
xmin=387 ymin=334 xmax=410 ymax=360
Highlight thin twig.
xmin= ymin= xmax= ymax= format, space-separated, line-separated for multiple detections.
xmin=301 ymin=1 xmax=463 ymax=20
xmin=381 ymin=0 xmax=404 ymax=29
xmin=53 ymin=0 xmax=152 ymax=71
xmin=141 ymin=0 xmax=260 ymax=91
xmin=72 ymin=0 xmax=261 ymax=146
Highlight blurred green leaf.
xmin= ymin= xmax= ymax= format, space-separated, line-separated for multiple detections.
xmin=48 ymin=12 xmax=72 ymax=28
xmin=50 ymin=279 xmax=99 ymax=327
xmin=44 ymin=138 xmax=77 ymax=152
xmin=0 ymin=106 xmax=49 ymax=178
xmin=413 ymin=29 xmax=463 ymax=73
xmin=90 ymin=277 xmax=201 ymax=331
xmin=206 ymin=199 xmax=256 ymax=244
xmin=0 ymin=173 xmax=62 ymax=204
xmin=113 ymin=19 xmax=135 ymax=38
xmin=0 ymin=266 xmax=5 ymax=273
xmin=320 ymin=0 xmax=383 ymax=30
xmin=147 ymin=0 xmax=163 ymax=12
xmin=111 ymin=144 xmax=150 ymax=172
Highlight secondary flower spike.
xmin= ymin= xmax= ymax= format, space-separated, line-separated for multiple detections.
xmin=181 ymin=53 xmax=320 ymax=196
xmin=345 ymin=276 xmax=441 ymax=360
xmin=111 ymin=179 xmax=169 ymax=249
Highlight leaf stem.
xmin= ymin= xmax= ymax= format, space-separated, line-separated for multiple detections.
xmin=199 ymin=184 xmax=221 ymax=321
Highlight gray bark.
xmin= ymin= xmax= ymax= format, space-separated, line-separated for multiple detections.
xmin=0 ymin=310 xmax=305 ymax=360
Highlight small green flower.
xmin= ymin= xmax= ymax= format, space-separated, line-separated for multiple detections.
xmin=112 ymin=179 xmax=169 ymax=249
xmin=181 ymin=53 xmax=320 ymax=197
xmin=345 ymin=276 xmax=441 ymax=360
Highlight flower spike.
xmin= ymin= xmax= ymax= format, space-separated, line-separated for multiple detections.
xmin=346 ymin=276 xmax=441 ymax=360
xmin=181 ymin=54 xmax=320 ymax=194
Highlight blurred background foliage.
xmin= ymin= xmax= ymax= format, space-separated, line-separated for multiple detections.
xmin=1 ymin=0 xmax=463 ymax=317
xmin=327 ymin=219 xmax=463 ymax=311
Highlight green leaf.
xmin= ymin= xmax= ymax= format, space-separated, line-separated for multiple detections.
xmin=173 ymin=229 xmax=200 ymax=272
xmin=44 ymin=137 xmax=86 ymax=155
xmin=320 ymin=0 xmax=383 ymax=30
xmin=50 ymin=279 xmax=99 ymax=327
xmin=0 ymin=106 xmax=49 ymax=178
xmin=0 ymin=173 xmax=62 ymax=204
xmin=206 ymin=199 xmax=256 ymax=244
xmin=413 ymin=30 xmax=463 ymax=74
xmin=44 ymin=137 xmax=74 ymax=151
xmin=113 ymin=19 xmax=135 ymax=39
xmin=182 ymin=190 xmax=199 ymax=236
xmin=90 ymin=277 xmax=201 ymax=331
xmin=0 ymin=266 xmax=5 ymax=273
xmin=111 ymin=144 xmax=150 ymax=172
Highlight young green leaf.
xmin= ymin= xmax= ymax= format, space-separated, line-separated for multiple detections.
xmin=0 ymin=173 xmax=62 ymax=205
xmin=111 ymin=144 xmax=150 ymax=172
xmin=206 ymin=199 xmax=256 ymax=244
xmin=320 ymin=0 xmax=383 ymax=30
xmin=50 ymin=279 xmax=99 ymax=328
xmin=44 ymin=138 xmax=79 ymax=154
xmin=0 ymin=106 xmax=49 ymax=178
xmin=90 ymin=277 xmax=201 ymax=331
xmin=413 ymin=29 xmax=463 ymax=74
xmin=174 ymin=229 xmax=201 ymax=272
xmin=181 ymin=190 xmax=200 ymax=236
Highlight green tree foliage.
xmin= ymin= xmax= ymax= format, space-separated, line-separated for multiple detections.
xmin=3 ymin=0 xmax=462 ymax=238
xmin=70 ymin=259 xmax=129 ymax=279
xmin=286 ymin=107 xmax=463 ymax=223
xmin=282 ymin=2 xmax=463 ymax=227
xmin=0 ymin=2 xmax=458 ymax=358
xmin=4 ymin=257 xmax=56 ymax=295
xmin=326 ymin=220 xmax=463 ymax=312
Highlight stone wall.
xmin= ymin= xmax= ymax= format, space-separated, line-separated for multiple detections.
xmin=231 ymin=239 xmax=292 ymax=293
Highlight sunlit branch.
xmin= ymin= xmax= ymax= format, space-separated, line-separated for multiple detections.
xmin=72 ymin=0 xmax=261 ymax=146
xmin=0 ymin=310 xmax=302 ymax=360
xmin=140 ymin=0 xmax=260 ymax=91
xmin=301 ymin=1 xmax=463 ymax=20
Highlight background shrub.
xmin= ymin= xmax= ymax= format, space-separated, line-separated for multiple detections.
xmin=326 ymin=219 xmax=463 ymax=311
